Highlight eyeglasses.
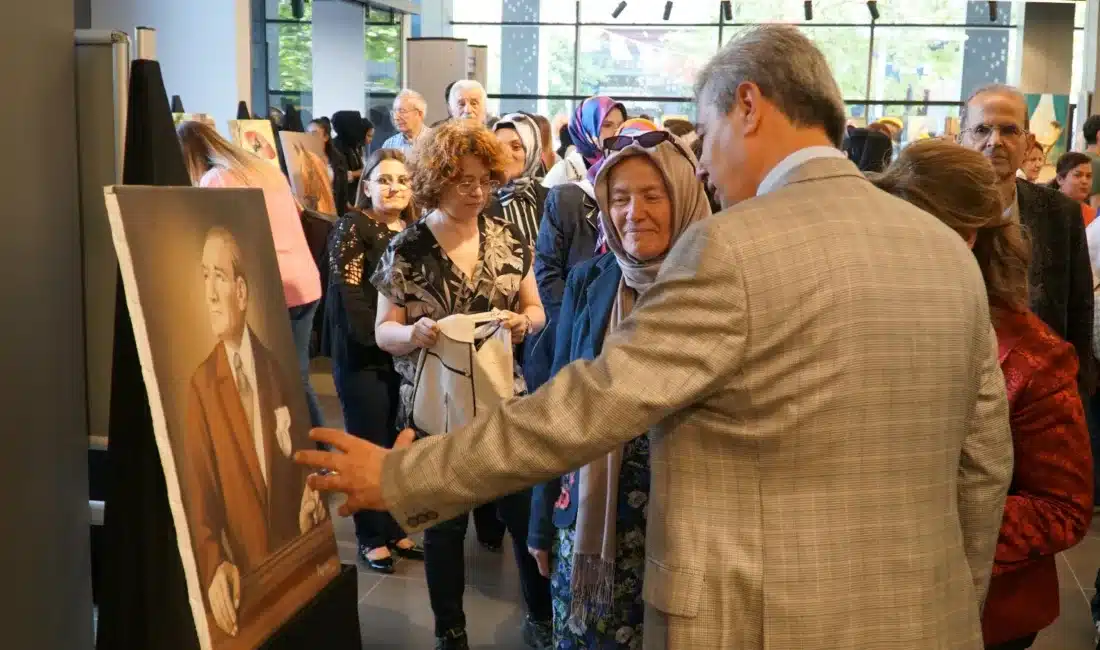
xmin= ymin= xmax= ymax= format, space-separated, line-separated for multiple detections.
xmin=603 ymin=131 xmax=673 ymax=152
xmin=392 ymin=108 xmax=420 ymax=117
xmin=370 ymin=177 xmax=411 ymax=189
xmin=963 ymin=123 xmax=1026 ymax=142
xmin=456 ymin=179 xmax=500 ymax=195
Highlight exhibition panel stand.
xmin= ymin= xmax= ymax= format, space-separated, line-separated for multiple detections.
xmin=94 ymin=48 xmax=360 ymax=650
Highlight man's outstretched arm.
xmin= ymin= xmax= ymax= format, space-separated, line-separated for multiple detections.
xmin=381 ymin=221 xmax=749 ymax=532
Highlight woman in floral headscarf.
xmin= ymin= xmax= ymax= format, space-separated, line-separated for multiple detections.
xmin=528 ymin=130 xmax=711 ymax=649
xmin=488 ymin=113 xmax=549 ymax=246
xmin=523 ymin=97 xmax=626 ymax=394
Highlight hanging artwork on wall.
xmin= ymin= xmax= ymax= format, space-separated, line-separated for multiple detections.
xmin=228 ymin=119 xmax=281 ymax=171
xmin=103 ymin=185 xmax=341 ymax=650
xmin=1025 ymin=93 xmax=1070 ymax=169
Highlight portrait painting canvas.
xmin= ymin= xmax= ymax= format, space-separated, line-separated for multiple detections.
xmin=278 ymin=130 xmax=332 ymax=210
xmin=229 ymin=119 xmax=281 ymax=171
xmin=103 ymin=185 xmax=341 ymax=650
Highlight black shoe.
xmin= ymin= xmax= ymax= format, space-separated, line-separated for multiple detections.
xmin=479 ymin=539 xmax=503 ymax=553
xmin=434 ymin=628 xmax=469 ymax=650
xmin=358 ymin=545 xmax=395 ymax=574
xmin=521 ymin=616 xmax=552 ymax=650
xmin=390 ymin=539 xmax=425 ymax=561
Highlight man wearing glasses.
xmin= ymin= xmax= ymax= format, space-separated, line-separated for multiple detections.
xmin=960 ymin=84 xmax=1095 ymax=397
xmin=381 ymin=89 xmax=429 ymax=163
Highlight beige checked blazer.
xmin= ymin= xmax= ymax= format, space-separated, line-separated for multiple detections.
xmin=383 ymin=157 xmax=1014 ymax=649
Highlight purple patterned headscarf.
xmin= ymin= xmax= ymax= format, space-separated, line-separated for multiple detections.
xmin=568 ymin=96 xmax=626 ymax=183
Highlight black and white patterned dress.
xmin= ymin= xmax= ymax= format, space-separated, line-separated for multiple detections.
xmin=370 ymin=213 xmax=532 ymax=427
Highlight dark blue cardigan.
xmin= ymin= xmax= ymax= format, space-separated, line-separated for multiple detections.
xmin=527 ymin=252 xmax=621 ymax=551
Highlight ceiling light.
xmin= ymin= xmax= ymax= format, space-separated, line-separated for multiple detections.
xmin=988 ymin=1 xmax=998 ymax=22
xmin=611 ymin=1 xmax=627 ymax=18
xmin=663 ymin=1 xmax=673 ymax=21
xmin=721 ymin=0 xmax=732 ymax=21
xmin=866 ymin=0 xmax=879 ymax=21
xmin=805 ymin=1 xmax=813 ymax=21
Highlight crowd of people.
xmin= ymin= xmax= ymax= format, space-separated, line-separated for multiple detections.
xmin=174 ymin=21 xmax=1100 ymax=650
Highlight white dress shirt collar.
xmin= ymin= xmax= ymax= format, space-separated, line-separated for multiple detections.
xmin=757 ymin=146 xmax=847 ymax=197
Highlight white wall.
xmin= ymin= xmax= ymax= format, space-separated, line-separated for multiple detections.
xmin=90 ymin=0 xmax=251 ymax=131
xmin=312 ymin=0 xmax=367 ymax=119
xmin=417 ymin=0 xmax=454 ymax=38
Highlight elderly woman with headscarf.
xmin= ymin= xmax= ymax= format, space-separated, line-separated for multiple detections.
xmin=524 ymin=98 xmax=627 ymax=394
xmin=526 ymin=131 xmax=711 ymax=649
xmin=487 ymin=113 xmax=549 ymax=246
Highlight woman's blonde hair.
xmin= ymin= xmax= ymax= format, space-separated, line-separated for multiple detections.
xmin=872 ymin=139 xmax=1030 ymax=313
xmin=295 ymin=145 xmax=337 ymax=215
xmin=177 ymin=120 xmax=268 ymax=186
xmin=412 ymin=120 xmax=508 ymax=210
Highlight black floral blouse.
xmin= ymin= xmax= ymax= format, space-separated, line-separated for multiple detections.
xmin=370 ymin=214 xmax=532 ymax=424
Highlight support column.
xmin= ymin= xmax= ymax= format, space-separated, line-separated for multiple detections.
xmin=90 ymin=0 xmax=252 ymax=129
xmin=1076 ymin=0 xmax=1100 ymax=148
xmin=312 ymin=0 xmax=367 ymax=119
xmin=415 ymin=0 xmax=454 ymax=38
xmin=0 ymin=0 xmax=92 ymax=648
xmin=500 ymin=0 xmax=540 ymax=115
xmin=1019 ymin=2 xmax=1076 ymax=96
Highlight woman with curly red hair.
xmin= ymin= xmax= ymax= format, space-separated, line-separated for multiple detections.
xmin=371 ymin=120 xmax=551 ymax=650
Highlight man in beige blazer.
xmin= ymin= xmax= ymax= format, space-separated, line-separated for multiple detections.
xmin=299 ymin=25 xmax=1013 ymax=649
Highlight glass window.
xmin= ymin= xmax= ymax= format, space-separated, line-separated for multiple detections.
xmin=873 ymin=0 xmax=970 ymax=25
xmin=453 ymin=24 xmax=577 ymax=97
xmin=577 ymin=26 xmax=720 ymax=98
xmin=619 ymin=100 xmax=697 ymax=124
xmin=266 ymin=0 xmax=312 ymax=21
xmin=366 ymin=21 xmax=402 ymax=93
xmin=855 ymin=103 xmax=961 ymax=144
xmin=269 ymin=92 xmax=313 ymax=120
xmin=728 ymin=0 xmax=868 ymax=24
xmin=722 ymin=25 xmax=871 ymax=100
xmin=267 ymin=23 xmax=312 ymax=92
xmin=453 ymin=0 xmax=577 ymax=24
xmin=869 ymin=27 xmax=968 ymax=102
xmin=580 ymin=0 xmax=723 ymax=24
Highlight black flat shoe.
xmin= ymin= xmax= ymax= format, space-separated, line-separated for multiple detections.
xmin=358 ymin=546 xmax=395 ymax=574
xmin=390 ymin=540 xmax=425 ymax=561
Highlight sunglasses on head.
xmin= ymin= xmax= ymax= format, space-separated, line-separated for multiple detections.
xmin=602 ymin=131 xmax=673 ymax=152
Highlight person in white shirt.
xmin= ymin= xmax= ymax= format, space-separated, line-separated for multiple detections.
xmin=381 ymin=89 xmax=429 ymax=162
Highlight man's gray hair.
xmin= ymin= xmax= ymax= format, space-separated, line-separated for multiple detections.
xmin=962 ymin=83 xmax=1029 ymax=129
xmin=448 ymin=79 xmax=487 ymax=106
xmin=394 ymin=89 xmax=427 ymax=114
xmin=695 ymin=25 xmax=847 ymax=147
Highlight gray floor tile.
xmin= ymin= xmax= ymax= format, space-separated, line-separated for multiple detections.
xmin=1062 ymin=537 xmax=1100 ymax=593
xmin=1032 ymin=587 xmax=1095 ymax=650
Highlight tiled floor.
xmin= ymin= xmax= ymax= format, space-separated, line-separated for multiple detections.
xmin=311 ymin=362 xmax=1100 ymax=649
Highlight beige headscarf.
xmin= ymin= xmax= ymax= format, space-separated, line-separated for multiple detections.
xmin=567 ymin=134 xmax=711 ymax=630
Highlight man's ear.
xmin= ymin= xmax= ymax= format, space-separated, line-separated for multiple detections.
xmin=737 ymin=82 xmax=763 ymax=135
xmin=235 ymin=277 xmax=248 ymax=310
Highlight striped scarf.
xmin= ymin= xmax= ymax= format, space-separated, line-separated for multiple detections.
xmin=498 ymin=183 xmax=540 ymax=246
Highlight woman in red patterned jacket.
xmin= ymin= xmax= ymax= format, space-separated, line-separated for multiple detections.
xmin=875 ymin=139 xmax=1094 ymax=650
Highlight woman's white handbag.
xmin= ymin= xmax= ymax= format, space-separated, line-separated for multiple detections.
xmin=410 ymin=311 xmax=515 ymax=435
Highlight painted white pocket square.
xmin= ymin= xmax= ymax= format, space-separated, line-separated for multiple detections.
xmin=274 ymin=406 xmax=292 ymax=458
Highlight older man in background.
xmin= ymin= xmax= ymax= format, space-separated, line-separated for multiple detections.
xmin=448 ymin=80 xmax=488 ymax=124
xmin=299 ymin=25 xmax=1013 ymax=650
xmin=381 ymin=89 xmax=429 ymax=162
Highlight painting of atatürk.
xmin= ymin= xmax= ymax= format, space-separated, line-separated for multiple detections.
xmin=104 ymin=185 xmax=341 ymax=650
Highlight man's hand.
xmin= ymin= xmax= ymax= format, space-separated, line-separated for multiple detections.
xmin=295 ymin=428 xmax=416 ymax=516
xmin=298 ymin=483 xmax=328 ymax=533
xmin=528 ymin=546 xmax=550 ymax=578
xmin=208 ymin=561 xmax=240 ymax=637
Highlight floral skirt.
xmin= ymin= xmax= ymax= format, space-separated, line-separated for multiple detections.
xmin=550 ymin=435 xmax=650 ymax=650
